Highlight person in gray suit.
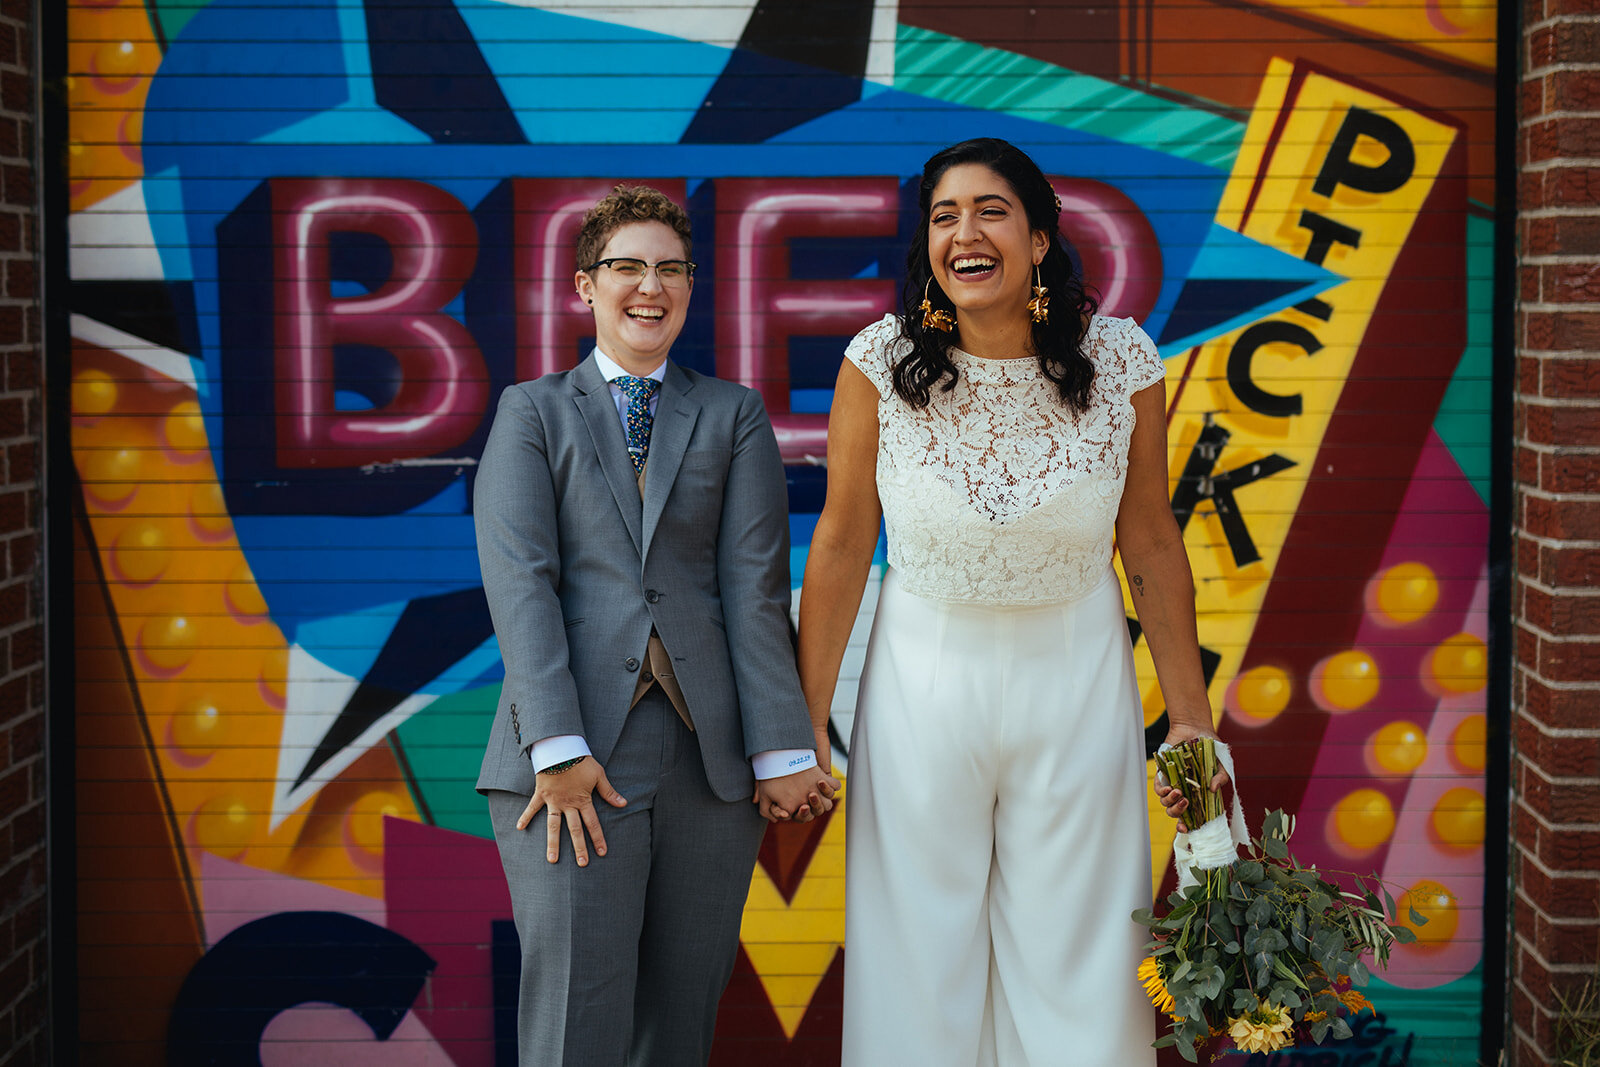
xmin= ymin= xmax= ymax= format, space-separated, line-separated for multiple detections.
xmin=474 ymin=184 xmax=838 ymax=1067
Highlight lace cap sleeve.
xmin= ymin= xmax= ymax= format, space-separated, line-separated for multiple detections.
xmin=1097 ymin=316 xmax=1166 ymax=398
xmin=843 ymin=314 xmax=904 ymax=398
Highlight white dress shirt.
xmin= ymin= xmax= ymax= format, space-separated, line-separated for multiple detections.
xmin=531 ymin=348 xmax=816 ymax=781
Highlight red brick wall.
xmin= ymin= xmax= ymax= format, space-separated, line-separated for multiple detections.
xmin=1513 ymin=0 xmax=1600 ymax=1061
xmin=0 ymin=0 xmax=41 ymax=1062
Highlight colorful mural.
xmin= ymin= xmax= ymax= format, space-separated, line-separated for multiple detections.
xmin=64 ymin=0 xmax=1496 ymax=1062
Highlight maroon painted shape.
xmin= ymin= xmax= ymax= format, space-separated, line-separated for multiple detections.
xmin=383 ymin=816 xmax=510 ymax=1067
xmin=712 ymin=946 xmax=846 ymax=1064
xmin=1225 ymin=128 xmax=1471 ymax=834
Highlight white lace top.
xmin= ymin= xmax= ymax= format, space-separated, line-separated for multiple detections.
xmin=844 ymin=313 xmax=1166 ymax=605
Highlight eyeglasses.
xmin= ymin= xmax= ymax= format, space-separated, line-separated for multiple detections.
xmin=584 ymin=257 xmax=696 ymax=287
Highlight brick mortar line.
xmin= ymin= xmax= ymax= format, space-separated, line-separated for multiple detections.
xmin=1513 ymin=440 xmax=1600 ymax=456
xmin=1518 ymin=300 xmax=1600 ymax=312
xmin=1526 ymin=60 xmax=1600 ymax=71
xmin=1524 ymin=13 xmax=1600 ymax=29
xmin=1516 ymin=396 xmax=1600 ymax=411
xmin=1516 ymin=106 xmax=1600 ymax=117
xmin=1515 ymin=708 xmax=1600 ymax=740
xmin=1516 ymin=796 xmax=1600 ymax=834
xmin=1521 ymin=206 xmax=1600 ymax=217
xmin=1512 ymin=530 xmax=1600 ymax=550
xmin=1518 ymin=157 xmax=1600 ymax=172
xmin=1524 ymin=254 xmax=1600 ymax=265
xmin=1515 ymin=486 xmax=1600 ymax=505
xmin=1527 ymin=904 xmax=1600 ymax=931
xmin=1518 ymin=758 xmax=1600 ymax=792
xmin=1514 ymin=627 xmax=1600 ymax=656
xmin=1517 ymin=573 xmax=1600 ymax=595
xmin=1515 ymin=675 xmax=1600 ymax=697
xmin=1512 ymin=941 xmax=1600 ymax=977
xmin=1513 ymin=885 xmax=1600 ymax=929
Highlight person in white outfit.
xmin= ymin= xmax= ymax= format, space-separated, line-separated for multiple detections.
xmin=796 ymin=138 xmax=1230 ymax=1065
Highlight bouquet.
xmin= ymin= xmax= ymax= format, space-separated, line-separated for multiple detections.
xmin=1135 ymin=739 xmax=1421 ymax=1062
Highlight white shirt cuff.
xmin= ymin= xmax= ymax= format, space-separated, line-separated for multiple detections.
xmin=530 ymin=734 xmax=593 ymax=772
xmin=752 ymin=748 xmax=817 ymax=780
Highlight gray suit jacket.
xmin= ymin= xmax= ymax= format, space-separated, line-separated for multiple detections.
xmin=473 ymin=355 xmax=814 ymax=802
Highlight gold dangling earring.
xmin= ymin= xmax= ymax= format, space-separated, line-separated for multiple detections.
xmin=1027 ymin=264 xmax=1050 ymax=325
xmin=919 ymin=278 xmax=955 ymax=333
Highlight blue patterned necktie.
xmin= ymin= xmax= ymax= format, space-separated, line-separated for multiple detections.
xmin=615 ymin=376 xmax=660 ymax=474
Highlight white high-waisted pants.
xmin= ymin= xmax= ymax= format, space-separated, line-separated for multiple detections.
xmin=841 ymin=567 xmax=1156 ymax=1066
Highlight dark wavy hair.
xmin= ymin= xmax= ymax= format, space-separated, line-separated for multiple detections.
xmin=893 ymin=138 xmax=1100 ymax=414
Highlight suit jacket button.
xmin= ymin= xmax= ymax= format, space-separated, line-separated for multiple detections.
xmin=642 ymin=670 xmax=653 ymax=682
xmin=645 ymin=589 xmax=660 ymax=603
xmin=625 ymin=658 xmax=640 ymax=672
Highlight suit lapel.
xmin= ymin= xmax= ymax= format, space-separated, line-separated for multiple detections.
xmin=641 ymin=361 xmax=700 ymax=556
xmin=572 ymin=356 xmax=644 ymax=557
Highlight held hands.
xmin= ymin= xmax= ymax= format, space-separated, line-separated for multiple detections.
xmin=1154 ymin=723 xmax=1230 ymax=834
xmin=517 ymin=758 xmax=628 ymax=866
xmin=754 ymin=760 xmax=840 ymax=824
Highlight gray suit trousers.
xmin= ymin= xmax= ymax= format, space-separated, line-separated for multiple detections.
xmin=488 ymin=689 xmax=767 ymax=1067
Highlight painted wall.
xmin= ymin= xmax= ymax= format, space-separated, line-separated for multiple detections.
xmin=65 ymin=0 xmax=1497 ymax=1062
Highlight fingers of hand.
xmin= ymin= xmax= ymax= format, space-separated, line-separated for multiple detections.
xmin=546 ymin=807 xmax=562 ymax=863
xmin=565 ymin=807 xmax=593 ymax=867
xmin=580 ymin=806 xmax=607 ymax=859
xmin=516 ymin=795 xmax=545 ymax=832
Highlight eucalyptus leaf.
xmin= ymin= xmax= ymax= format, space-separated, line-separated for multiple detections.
xmin=1331 ymin=1017 xmax=1353 ymax=1040
xmin=1311 ymin=1017 xmax=1332 ymax=1043
xmin=1392 ymin=926 xmax=1418 ymax=945
xmin=1408 ymin=904 xmax=1429 ymax=926
xmin=1349 ymin=958 xmax=1371 ymax=986
xmin=1263 ymin=836 xmax=1289 ymax=860
xmin=1236 ymin=860 xmax=1265 ymax=884
xmin=1246 ymin=896 xmax=1273 ymax=925
xmin=1308 ymin=891 xmax=1332 ymax=914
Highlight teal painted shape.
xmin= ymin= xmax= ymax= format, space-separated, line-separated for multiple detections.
xmin=1155 ymin=224 xmax=1343 ymax=356
xmin=148 ymin=0 xmax=211 ymax=45
xmin=454 ymin=4 xmax=734 ymax=145
xmin=1357 ymin=967 xmax=1484 ymax=1067
xmin=1433 ymin=213 xmax=1494 ymax=505
xmin=394 ymin=683 xmax=500 ymax=840
xmin=893 ymin=26 xmax=1244 ymax=171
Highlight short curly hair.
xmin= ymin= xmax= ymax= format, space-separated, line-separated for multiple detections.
xmin=575 ymin=185 xmax=692 ymax=271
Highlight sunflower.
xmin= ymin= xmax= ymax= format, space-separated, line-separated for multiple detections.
xmin=1138 ymin=955 xmax=1177 ymax=1016
xmin=1227 ymin=1001 xmax=1295 ymax=1055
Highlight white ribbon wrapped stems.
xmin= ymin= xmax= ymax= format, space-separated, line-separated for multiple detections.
xmin=1158 ymin=739 xmax=1250 ymax=890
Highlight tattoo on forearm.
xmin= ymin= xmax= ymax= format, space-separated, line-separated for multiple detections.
xmin=1132 ymin=574 xmax=1146 ymax=596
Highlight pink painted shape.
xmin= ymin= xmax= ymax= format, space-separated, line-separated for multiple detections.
xmin=1290 ymin=432 xmax=1487 ymax=988
xmin=384 ymin=816 xmax=512 ymax=1067
xmin=260 ymin=1003 xmax=456 ymax=1066
xmin=1380 ymin=568 xmax=1488 ymax=988
xmin=198 ymin=852 xmax=385 ymax=948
